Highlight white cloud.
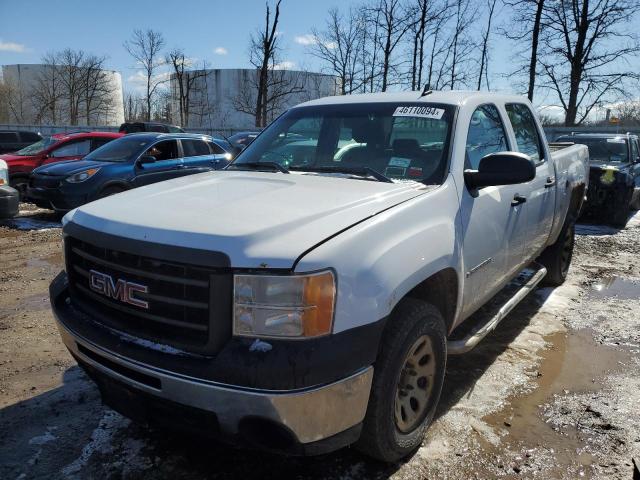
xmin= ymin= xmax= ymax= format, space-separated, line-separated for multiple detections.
xmin=273 ymin=60 xmax=296 ymax=70
xmin=0 ymin=40 xmax=29 ymax=53
xmin=214 ymin=47 xmax=228 ymax=55
xmin=127 ymin=70 xmax=171 ymax=92
xmin=294 ymin=34 xmax=317 ymax=46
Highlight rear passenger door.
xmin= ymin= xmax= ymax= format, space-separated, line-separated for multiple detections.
xmin=505 ymin=103 xmax=555 ymax=260
xmin=460 ymin=104 xmax=529 ymax=316
xmin=180 ymin=139 xmax=219 ymax=172
xmin=132 ymin=140 xmax=183 ymax=187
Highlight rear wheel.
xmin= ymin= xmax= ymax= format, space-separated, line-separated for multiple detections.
xmin=539 ymin=219 xmax=575 ymax=286
xmin=357 ymin=298 xmax=446 ymax=462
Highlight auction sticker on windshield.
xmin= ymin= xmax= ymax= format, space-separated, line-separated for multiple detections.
xmin=393 ymin=106 xmax=445 ymax=119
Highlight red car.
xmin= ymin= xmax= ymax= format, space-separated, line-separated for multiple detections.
xmin=0 ymin=131 xmax=123 ymax=198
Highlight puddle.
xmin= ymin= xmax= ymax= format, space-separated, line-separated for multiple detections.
xmin=25 ymin=252 xmax=64 ymax=270
xmin=589 ymin=276 xmax=640 ymax=300
xmin=482 ymin=329 xmax=632 ymax=476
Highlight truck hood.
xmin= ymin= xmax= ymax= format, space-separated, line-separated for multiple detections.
xmin=0 ymin=153 xmax=37 ymax=163
xmin=65 ymin=170 xmax=430 ymax=269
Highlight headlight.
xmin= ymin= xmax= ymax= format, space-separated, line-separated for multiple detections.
xmin=0 ymin=169 xmax=7 ymax=186
xmin=233 ymin=270 xmax=336 ymax=339
xmin=66 ymin=168 xmax=100 ymax=183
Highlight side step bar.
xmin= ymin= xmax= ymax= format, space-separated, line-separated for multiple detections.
xmin=447 ymin=263 xmax=548 ymax=355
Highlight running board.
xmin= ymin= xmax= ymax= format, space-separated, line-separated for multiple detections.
xmin=447 ymin=263 xmax=548 ymax=355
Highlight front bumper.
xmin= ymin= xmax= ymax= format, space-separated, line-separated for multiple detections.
xmin=0 ymin=185 xmax=19 ymax=218
xmin=51 ymin=274 xmax=374 ymax=454
xmin=27 ymin=184 xmax=87 ymax=212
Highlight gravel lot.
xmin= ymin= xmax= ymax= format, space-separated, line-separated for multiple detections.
xmin=1 ymin=204 xmax=639 ymax=479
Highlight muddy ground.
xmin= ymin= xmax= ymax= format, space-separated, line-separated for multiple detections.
xmin=0 ymin=204 xmax=639 ymax=479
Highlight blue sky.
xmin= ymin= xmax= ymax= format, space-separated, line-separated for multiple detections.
xmin=0 ymin=0 xmax=516 ymax=92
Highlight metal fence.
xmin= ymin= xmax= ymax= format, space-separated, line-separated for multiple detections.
xmin=2 ymin=123 xmax=639 ymax=142
xmin=0 ymin=124 xmax=251 ymax=138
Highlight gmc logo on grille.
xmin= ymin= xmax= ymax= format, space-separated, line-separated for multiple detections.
xmin=89 ymin=270 xmax=149 ymax=309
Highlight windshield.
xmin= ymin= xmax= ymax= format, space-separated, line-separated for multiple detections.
xmin=84 ymin=136 xmax=150 ymax=162
xmin=15 ymin=136 xmax=58 ymax=155
xmin=232 ymin=103 xmax=454 ymax=184
xmin=564 ymin=137 xmax=629 ymax=164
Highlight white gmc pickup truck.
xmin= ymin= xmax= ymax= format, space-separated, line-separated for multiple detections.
xmin=50 ymin=91 xmax=588 ymax=461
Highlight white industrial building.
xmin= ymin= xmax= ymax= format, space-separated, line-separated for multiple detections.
xmin=1 ymin=64 xmax=125 ymax=126
xmin=169 ymin=68 xmax=339 ymax=130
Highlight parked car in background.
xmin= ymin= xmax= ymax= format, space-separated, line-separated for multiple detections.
xmin=50 ymin=91 xmax=588 ymax=462
xmin=0 ymin=130 xmax=42 ymax=154
xmin=0 ymin=159 xmax=19 ymax=218
xmin=227 ymin=131 xmax=261 ymax=151
xmin=119 ymin=122 xmax=185 ymax=134
xmin=555 ymin=132 xmax=640 ymax=226
xmin=0 ymin=132 xmax=123 ymax=198
xmin=28 ymin=133 xmax=233 ymax=213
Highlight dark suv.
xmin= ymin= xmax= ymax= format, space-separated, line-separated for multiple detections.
xmin=119 ymin=122 xmax=185 ymax=134
xmin=0 ymin=131 xmax=42 ymax=154
xmin=556 ymin=132 xmax=640 ymax=226
xmin=28 ymin=133 xmax=233 ymax=212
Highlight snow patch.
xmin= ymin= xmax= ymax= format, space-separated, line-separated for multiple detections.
xmin=28 ymin=430 xmax=56 ymax=445
xmin=60 ymin=410 xmax=130 ymax=477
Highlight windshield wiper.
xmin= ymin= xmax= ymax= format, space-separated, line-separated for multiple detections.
xmin=290 ymin=165 xmax=393 ymax=183
xmin=227 ymin=161 xmax=290 ymax=174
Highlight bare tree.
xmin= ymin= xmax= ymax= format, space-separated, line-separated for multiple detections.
xmin=166 ymin=49 xmax=210 ymax=126
xmin=539 ymin=0 xmax=640 ymax=126
xmin=57 ymin=48 xmax=86 ymax=125
xmin=82 ymin=54 xmax=116 ymax=124
xmin=447 ymin=0 xmax=476 ymax=89
xmin=502 ymin=0 xmax=546 ymax=101
xmin=370 ymin=0 xmax=414 ymax=91
xmin=251 ymin=0 xmax=282 ymax=127
xmin=309 ymin=7 xmax=365 ymax=94
xmin=32 ymin=52 xmax=63 ymax=123
xmin=124 ymin=29 xmax=166 ymax=122
xmin=477 ymin=0 xmax=497 ymax=90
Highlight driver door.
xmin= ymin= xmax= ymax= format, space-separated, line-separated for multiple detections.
xmin=132 ymin=140 xmax=182 ymax=187
xmin=459 ymin=104 xmax=528 ymax=317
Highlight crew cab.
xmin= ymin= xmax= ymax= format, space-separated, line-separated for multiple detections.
xmin=0 ymin=132 xmax=123 ymax=198
xmin=28 ymin=133 xmax=234 ymax=213
xmin=50 ymin=92 xmax=588 ymax=462
xmin=555 ymin=132 xmax=640 ymax=226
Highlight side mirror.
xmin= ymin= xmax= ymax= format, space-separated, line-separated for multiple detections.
xmin=464 ymin=152 xmax=536 ymax=190
xmin=138 ymin=155 xmax=156 ymax=165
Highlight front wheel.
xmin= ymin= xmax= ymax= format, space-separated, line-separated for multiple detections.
xmin=356 ymin=298 xmax=446 ymax=462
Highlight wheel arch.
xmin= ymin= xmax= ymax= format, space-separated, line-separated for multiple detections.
xmin=402 ymin=267 xmax=459 ymax=335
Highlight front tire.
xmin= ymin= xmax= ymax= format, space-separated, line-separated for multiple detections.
xmin=357 ymin=298 xmax=446 ymax=463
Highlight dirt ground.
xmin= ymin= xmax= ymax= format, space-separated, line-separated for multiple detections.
xmin=1 ymin=204 xmax=639 ymax=480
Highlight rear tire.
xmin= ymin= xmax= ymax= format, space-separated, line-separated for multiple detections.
xmin=356 ymin=298 xmax=446 ymax=463
xmin=539 ymin=219 xmax=575 ymax=287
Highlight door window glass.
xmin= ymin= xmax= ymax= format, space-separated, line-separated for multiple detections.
xmin=51 ymin=139 xmax=91 ymax=158
xmin=208 ymin=142 xmax=225 ymax=154
xmin=144 ymin=140 xmax=178 ymax=161
xmin=506 ymin=103 xmax=544 ymax=163
xmin=630 ymin=138 xmax=639 ymax=163
xmin=465 ymin=105 xmax=508 ymax=169
xmin=182 ymin=139 xmax=211 ymax=157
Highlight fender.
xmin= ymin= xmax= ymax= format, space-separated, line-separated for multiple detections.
xmin=295 ymin=179 xmax=463 ymax=335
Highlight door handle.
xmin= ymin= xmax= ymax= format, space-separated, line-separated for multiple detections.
xmin=544 ymin=176 xmax=556 ymax=188
xmin=511 ymin=194 xmax=527 ymax=206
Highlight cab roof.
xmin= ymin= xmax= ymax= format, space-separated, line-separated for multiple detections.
xmin=296 ymin=90 xmax=532 ymax=108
